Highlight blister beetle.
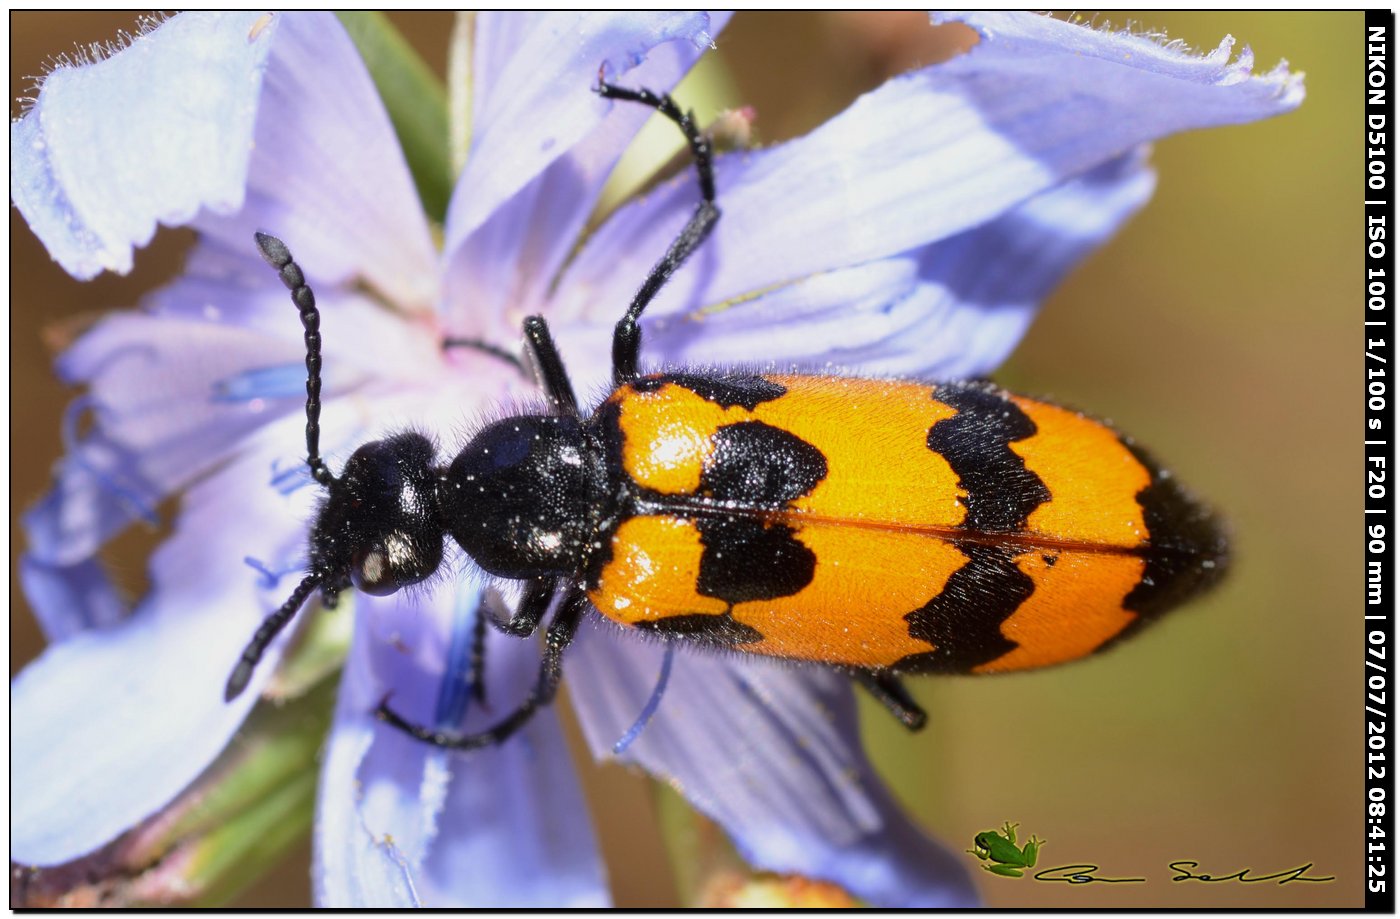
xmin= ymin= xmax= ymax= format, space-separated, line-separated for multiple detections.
xmin=226 ymin=81 xmax=1227 ymax=749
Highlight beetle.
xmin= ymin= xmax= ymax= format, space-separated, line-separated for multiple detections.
xmin=224 ymin=81 xmax=1228 ymax=749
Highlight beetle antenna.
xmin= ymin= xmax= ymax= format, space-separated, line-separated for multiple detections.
xmin=254 ymin=232 xmax=335 ymax=488
xmin=225 ymin=573 xmax=321 ymax=701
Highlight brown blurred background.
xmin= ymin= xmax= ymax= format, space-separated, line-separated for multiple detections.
xmin=11 ymin=12 xmax=1361 ymax=908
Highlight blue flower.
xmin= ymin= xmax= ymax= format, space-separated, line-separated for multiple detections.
xmin=11 ymin=11 xmax=1302 ymax=908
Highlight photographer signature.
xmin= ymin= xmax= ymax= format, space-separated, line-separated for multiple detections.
xmin=968 ymin=823 xmax=1334 ymax=885
xmin=1165 ymin=861 xmax=1335 ymax=885
xmin=1029 ymin=862 xmax=1334 ymax=885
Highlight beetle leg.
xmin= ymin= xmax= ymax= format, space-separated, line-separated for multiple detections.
xmin=470 ymin=580 xmax=557 ymax=704
xmin=851 ymin=669 xmax=928 ymax=731
xmin=519 ymin=315 xmax=580 ymax=417
xmin=596 ymin=82 xmax=720 ymax=385
xmin=465 ymin=597 xmax=491 ymax=706
xmin=488 ymin=576 xmax=558 ymax=637
xmin=376 ymin=589 xmax=587 ymax=751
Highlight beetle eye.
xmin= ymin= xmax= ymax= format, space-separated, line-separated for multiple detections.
xmin=351 ymin=546 xmax=397 ymax=596
xmin=351 ymin=531 xmax=434 ymax=596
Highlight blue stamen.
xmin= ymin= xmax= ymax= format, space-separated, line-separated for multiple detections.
xmin=269 ymin=457 xmax=313 ymax=495
xmin=210 ymin=363 xmax=309 ymax=403
xmin=61 ymin=397 xmax=158 ymax=525
xmin=433 ymin=586 xmax=483 ymax=730
xmin=242 ymin=555 xmax=303 ymax=589
xmin=613 ymin=645 xmax=675 ymax=755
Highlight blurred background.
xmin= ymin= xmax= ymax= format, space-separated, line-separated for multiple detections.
xmin=10 ymin=11 xmax=1361 ymax=908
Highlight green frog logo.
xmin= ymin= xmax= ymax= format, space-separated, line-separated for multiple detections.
xmin=967 ymin=822 xmax=1044 ymax=878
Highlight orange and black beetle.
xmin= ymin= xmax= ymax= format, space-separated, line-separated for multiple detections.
xmin=226 ymin=82 xmax=1227 ymax=747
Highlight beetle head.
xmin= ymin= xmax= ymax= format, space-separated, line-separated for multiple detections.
xmin=311 ymin=432 xmax=445 ymax=596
